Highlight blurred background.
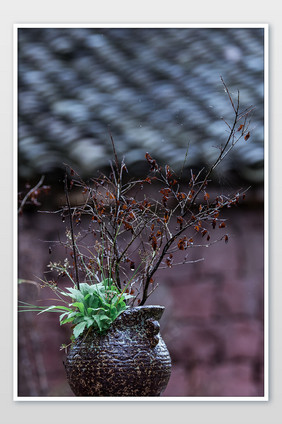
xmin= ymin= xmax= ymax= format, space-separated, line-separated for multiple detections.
xmin=17 ymin=26 xmax=265 ymax=397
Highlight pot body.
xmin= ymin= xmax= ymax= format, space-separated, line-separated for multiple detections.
xmin=64 ymin=305 xmax=171 ymax=396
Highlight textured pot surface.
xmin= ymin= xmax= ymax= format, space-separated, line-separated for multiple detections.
xmin=64 ymin=305 xmax=171 ymax=396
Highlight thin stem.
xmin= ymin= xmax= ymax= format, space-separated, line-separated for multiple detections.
xmin=18 ymin=175 xmax=45 ymax=214
xmin=64 ymin=173 xmax=80 ymax=290
xmin=184 ymin=79 xmax=240 ymax=214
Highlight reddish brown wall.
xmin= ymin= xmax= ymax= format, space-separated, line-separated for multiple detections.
xmin=18 ymin=203 xmax=264 ymax=397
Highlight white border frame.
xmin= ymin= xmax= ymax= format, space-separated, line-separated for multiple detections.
xmin=13 ymin=23 xmax=269 ymax=402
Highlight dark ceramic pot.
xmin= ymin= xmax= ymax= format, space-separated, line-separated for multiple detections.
xmin=64 ymin=305 xmax=171 ymax=396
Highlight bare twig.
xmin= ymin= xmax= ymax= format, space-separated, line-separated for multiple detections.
xmin=18 ymin=175 xmax=45 ymax=215
xmin=64 ymin=173 xmax=80 ymax=289
xmin=42 ymin=78 xmax=252 ymax=307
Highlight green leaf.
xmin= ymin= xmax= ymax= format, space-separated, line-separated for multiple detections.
xmin=73 ymin=321 xmax=87 ymax=338
xmin=71 ymin=302 xmax=85 ymax=314
xmin=65 ymin=287 xmax=84 ymax=302
xmin=84 ymin=316 xmax=94 ymax=328
xmin=60 ymin=311 xmax=78 ymax=325
xmin=61 ymin=316 xmax=76 ymax=325
xmin=59 ymin=312 xmax=69 ymax=321
xmin=109 ymin=294 xmax=118 ymax=303
xmin=98 ymin=299 xmax=111 ymax=308
xmin=78 ymin=283 xmax=94 ymax=297
xmin=116 ymin=300 xmax=126 ymax=311
xmin=88 ymin=296 xmax=101 ymax=309
xmin=109 ymin=305 xmax=118 ymax=319
xmin=99 ymin=314 xmax=112 ymax=322
xmin=59 ymin=291 xmax=74 ymax=298
xmin=87 ymin=307 xmax=103 ymax=316
xmin=72 ymin=313 xmax=85 ymax=324
xmin=38 ymin=305 xmax=71 ymax=315
xmin=93 ymin=315 xmax=112 ymax=332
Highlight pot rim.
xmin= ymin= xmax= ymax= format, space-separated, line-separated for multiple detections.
xmin=127 ymin=304 xmax=165 ymax=311
xmin=113 ymin=304 xmax=165 ymax=326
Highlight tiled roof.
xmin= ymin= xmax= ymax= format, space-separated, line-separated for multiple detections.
xmin=18 ymin=27 xmax=265 ymax=184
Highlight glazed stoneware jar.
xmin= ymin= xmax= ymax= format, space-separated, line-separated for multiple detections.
xmin=64 ymin=305 xmax=171 ymax=396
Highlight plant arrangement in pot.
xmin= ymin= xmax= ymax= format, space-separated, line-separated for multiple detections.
xmin=18 ymin=79 xmax=253 ymax=397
